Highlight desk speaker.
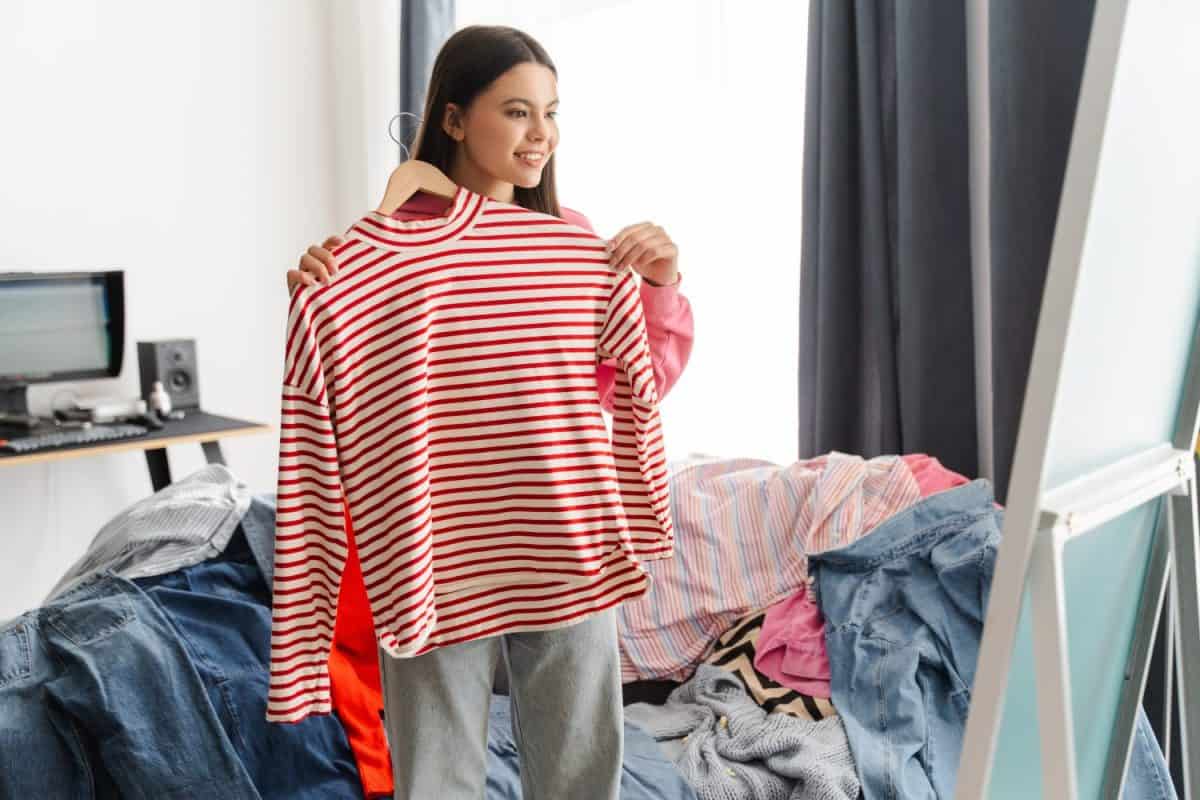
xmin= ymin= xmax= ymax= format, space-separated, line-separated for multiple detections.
xmin=138 ymin=339 xmax=200 ymax=410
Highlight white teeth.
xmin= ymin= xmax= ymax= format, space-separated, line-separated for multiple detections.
xmin=516 ymin=153 xmax=544 ymax=163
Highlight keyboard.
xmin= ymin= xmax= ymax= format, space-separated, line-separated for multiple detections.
xmin=0 ymin=423 xmax=150 ymax=454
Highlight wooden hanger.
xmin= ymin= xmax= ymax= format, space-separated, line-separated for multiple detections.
xmin=375 ymin=160 xmax=459 ymax=216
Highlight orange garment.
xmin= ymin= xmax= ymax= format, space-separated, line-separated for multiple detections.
xmin=327 ymin=501 xmax=393 ymax=798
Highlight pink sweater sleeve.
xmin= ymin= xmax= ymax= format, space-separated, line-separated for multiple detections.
xmin=561 ymin=207 xmax=695 ymax=414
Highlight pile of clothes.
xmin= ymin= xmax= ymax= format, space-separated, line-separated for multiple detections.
xmin=0 ymin=465 xmax=696 ymax=800
xmin=616 ymin=453 xmax=1176 ymax=800
xmin=0 ymin=454 xmax=1179 ymax=799
xmin=0 ymin=467 xmax=361 ymax=798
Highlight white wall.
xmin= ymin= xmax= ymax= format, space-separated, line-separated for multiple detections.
xmin=456 ymin=0 xmax=808 ymax=467
xmin=0 ymin=0 xmax=399 ymax=620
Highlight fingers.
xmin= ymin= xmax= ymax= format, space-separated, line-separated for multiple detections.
xmin=298 ymin=253 xmax=332 ymax=285
xmin=619 ymin=241 xmax=651 ymax=271
xmin=608 ymin=226 xmax=647 ymax=268
xmin=286 ymin=269 xmax=317 ymax=293
xmin=305 ymin=244 xmax=339 ymax=280
xmin=610 ymin=221 xmax=655 ymax=244
xmin=608 ymin=223 xmax=653 ymax=262
xmin=288 ymin=235 xmax=344 ymax=294
xmin=610 ymin=225 xmax=666 ymax=271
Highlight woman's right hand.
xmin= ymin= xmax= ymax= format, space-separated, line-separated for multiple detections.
xmin=287 ymin=235 xmax=344 ymax=292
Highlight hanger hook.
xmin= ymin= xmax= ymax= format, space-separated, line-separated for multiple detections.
xmin=388 ymin=111 xmax=423 ymax=162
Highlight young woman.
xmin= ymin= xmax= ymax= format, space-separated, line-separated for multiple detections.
xmin=286 ymin=25 xmax=694 ymax=800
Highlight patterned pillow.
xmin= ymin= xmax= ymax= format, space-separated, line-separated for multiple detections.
xmin=703 ymin=610 xmax=838 ymax=721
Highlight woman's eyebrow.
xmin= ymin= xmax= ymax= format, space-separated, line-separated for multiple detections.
xmin=503 ymin=97 xmax=561 ymax=107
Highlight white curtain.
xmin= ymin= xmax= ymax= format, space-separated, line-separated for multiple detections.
xmin=456 ymin=0 xmax=809 ymax=465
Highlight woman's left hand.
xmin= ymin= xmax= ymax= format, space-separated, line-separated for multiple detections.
xmin=608 ymin=222 xmax=680 ymax=286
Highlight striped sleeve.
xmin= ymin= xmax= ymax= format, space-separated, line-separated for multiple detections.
xmin=598 ymin=270 xmax=674 ymax=558
xmin=267 ymin=288 xmax=348 ymax=723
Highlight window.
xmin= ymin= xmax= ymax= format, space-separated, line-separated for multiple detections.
xmin=456 ymin=1 xmax=808 ymax=464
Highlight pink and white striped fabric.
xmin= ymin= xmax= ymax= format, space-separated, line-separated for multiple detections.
xmin=267 ymin=185 xmax=674 ymax=722
xmin=616 ymin=452 xmax=921 ymax=683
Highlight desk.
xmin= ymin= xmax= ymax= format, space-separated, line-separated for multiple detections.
xmin=0 ymin=411 xmax=271 ymax=491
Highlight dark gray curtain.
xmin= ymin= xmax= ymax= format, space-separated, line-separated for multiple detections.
xmin=798 ymin=0 xmax=1094 ymax=501
xmin=797 ymin=1 xmax=976 ymax=478
xmin=797 ymin=3 xmax=1196 ymax=788
xmin=398 ymin=0 xmax=455 ymax=161
xmin=987 ymin=0 xmax=1096 ymax=500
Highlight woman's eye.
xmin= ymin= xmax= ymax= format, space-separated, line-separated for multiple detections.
xmin=508 ymin=110 xmax=557 ymax=119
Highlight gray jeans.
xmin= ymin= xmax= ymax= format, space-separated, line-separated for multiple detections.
xmin=379 ymin=608 xmax=624 ymax=800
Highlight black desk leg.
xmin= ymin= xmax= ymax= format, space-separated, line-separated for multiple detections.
xmin=145 ymin=448 xmax=171 ymax=493
xmin=201 ymin=440 xmax=226 ymax=466
xmin=146 ymin=442 xmax=226 ymax=492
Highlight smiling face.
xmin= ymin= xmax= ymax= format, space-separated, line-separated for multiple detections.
xmin=442 ymin=62 xmax=560 ymax=203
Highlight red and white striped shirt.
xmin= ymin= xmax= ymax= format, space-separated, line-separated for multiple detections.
xmin=267 ymin=185 xmax=674 ymax=722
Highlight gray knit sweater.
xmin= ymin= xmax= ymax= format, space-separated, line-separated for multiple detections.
xmin=624 ymin=664 xmax=861 ymax=800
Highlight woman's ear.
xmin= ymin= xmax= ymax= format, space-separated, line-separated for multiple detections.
xmin=442 ymin=103 xmax=465 ymax=142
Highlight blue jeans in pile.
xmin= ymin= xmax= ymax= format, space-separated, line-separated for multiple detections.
xmin=810 ymin=479 xmax=1176 ymax=800
xmin=0 ymin=572 xmax=260 ymax=799
xmin=132 ymin=529 xmax=363 ymax=799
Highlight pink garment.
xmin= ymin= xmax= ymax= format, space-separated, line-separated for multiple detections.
xmin=901 ymin=453 xmax=972 ymax=497
xmin=754 ymin=590 xmax=832 ymax=696
xmin=752 ymin=453 xmax=975 ymax=698
xmin=390 ymin=192 xmax=694 ymax=414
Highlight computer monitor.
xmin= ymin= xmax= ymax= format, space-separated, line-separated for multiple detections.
xmin=0 ymin=270 xmax=125 ymax=418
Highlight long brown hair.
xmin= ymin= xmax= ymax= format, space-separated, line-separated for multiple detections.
xmin=410 ymin=25 xmax=562 ymax=218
